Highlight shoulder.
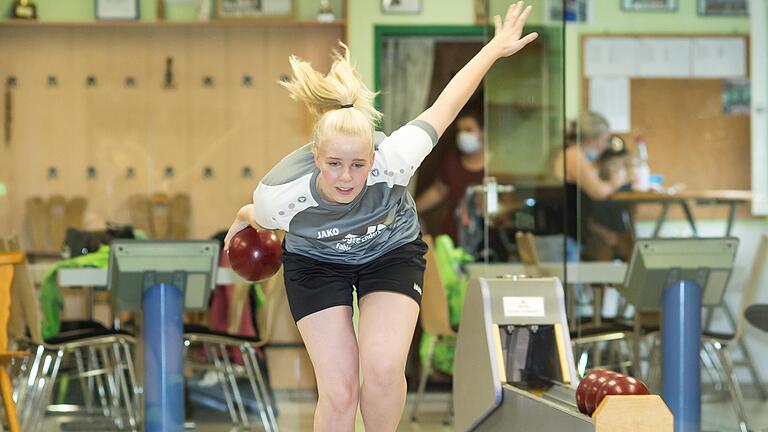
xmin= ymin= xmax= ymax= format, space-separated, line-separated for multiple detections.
xmin=261 ymin=143 xmax=315 ymax=187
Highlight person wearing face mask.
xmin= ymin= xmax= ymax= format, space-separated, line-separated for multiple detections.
xmin=551 ymin=111 xmax=627 ymax=261
xmin=222 ymin=4 xmax=538 ymax=430
xmin=415 ymin=112 xmax=485 ymax=244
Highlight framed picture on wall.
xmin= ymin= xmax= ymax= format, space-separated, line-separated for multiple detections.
xmin=381 ymin=0 xmax=422 ymax=14
xmin=216 ymin=0 xmax=294 ymax=19
xmin=698 ymin=0 xmax=749 ymax=16
xmin=621 ymin=0 xmax=677 ymax=12
xmin=546 ymin=0 xmax=593 ymax=24
xmin=95 ymin=0 xmax=139 ymax=20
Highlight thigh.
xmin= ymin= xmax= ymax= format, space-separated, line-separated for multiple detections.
xmin=357 ymin=291 xmax=420 ymax=372
xmin=356 ymin=238 xmax=427 ymax=305
xmin=282 ymin=252 xmax=356 ymax=322
xmin=296 ymin=306 xmax=359 ymax=388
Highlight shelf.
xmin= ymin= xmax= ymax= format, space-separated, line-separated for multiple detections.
xmin=0 ymin=18 xmax=346 ymax=28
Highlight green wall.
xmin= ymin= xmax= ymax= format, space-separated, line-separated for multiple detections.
xmin=0 ymin=0 xmax=345 ymax=21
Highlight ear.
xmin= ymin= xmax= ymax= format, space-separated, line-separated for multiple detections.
xmin=312 ymin=145 xmax=320 ymax=167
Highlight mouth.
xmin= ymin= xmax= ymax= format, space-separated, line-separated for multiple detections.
xmin=335 ymin=186 xmax=354 ymax=196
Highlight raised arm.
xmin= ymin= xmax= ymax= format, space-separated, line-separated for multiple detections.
xmin=417 ymin=1 xmax=538 ymax=137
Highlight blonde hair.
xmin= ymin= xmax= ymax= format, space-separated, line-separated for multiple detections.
xmin=279 ymin=42 xmax=382 ymax=151
xmin=574 ymin=111 xmax=610 ymax=142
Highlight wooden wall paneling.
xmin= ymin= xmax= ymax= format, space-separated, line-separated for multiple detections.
xmin=145 ymin=28 xmax=190 ymax=200
xmin=101 ymin=29 xmax=152 ymax=227
xmin=186 ymin=28 xmax=231 ymax=239
xmin=225 ymin=27 xmax=268 ymax=212
xmin=56 ymin=29 xmax=91 ymax=229
xmin=265 ymin=28 xmax=310 ymax=173
xmin=5 ymin=28 xmax=48 ymax=249
xmin=75 ymin=28 xmax=119 ymax=230
xmin=0 ymin=37 xmax=8 ymax=238
xmin=34 ymin=29 xmax=76 ymax=199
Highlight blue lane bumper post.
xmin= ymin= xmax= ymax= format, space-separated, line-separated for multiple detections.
xmin=662 ymin=279 xmax=702 ymax=432
xmin=143 ymin=280 xmax=185 ymax=432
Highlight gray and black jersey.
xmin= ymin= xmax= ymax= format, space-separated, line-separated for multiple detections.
xmin=252 ymin=120 xmax=438 ymax=265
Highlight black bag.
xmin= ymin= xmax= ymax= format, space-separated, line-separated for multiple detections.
xmin=62 ymin=224 xmax=135 ymax=258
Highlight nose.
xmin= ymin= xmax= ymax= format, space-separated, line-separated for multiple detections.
xmin=340 ymin=168 xmax=353 ymax=182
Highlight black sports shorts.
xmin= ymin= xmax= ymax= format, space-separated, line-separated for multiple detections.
xmin=281 ymin=237 xmax=428 ymax=322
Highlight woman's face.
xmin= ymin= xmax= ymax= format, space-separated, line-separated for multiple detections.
xmin=590 ymin=129 xmax=612 ymax=152
xmin=313 ymin=133 xmax=374 ymax=204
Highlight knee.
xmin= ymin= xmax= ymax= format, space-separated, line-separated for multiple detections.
xmin=319 ymin=378 xmax=359 ymax=414
xmin=363 ymin=361 xmax=404 ymax=390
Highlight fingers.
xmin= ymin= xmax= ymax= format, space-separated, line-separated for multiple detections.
xmin=504 ymin=1 xmax=524 ymax=26
xmin=494 ymin=14 xmax=502 ymax=35
xmin=521 ymin=32 xmax=539 ymax=45
xmin=515 ymin=4 xmax=533 ymax=29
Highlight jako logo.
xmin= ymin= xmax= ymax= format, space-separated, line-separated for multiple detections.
xmin=317 ymin=228 xmax=340 ymax=239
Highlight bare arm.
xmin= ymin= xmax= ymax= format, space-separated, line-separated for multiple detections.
xmin=223 ymin=204 xmax=265 ymax=250
xmin=417 ymin=1 xmax=538 ymax=137
xmin=416 ymin=180 xmax=449 ymax=213
xmin=566 ymin=147 xmax=623 ymax=200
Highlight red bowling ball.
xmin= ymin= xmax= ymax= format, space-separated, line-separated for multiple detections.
xmin=585 ymin=370 xmax=620 ymax=415
xmin=576 ymin=369 xmax=613 ymax=414
xmin=227 ymin=226 xmax=282 ymax=282
xmin=594 ymin=375 xmax=650 ymax=411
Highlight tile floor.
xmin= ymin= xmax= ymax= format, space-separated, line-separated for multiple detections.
xmin=45 ymin=389 xmax=768 ymax=431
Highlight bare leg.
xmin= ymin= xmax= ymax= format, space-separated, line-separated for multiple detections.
xmin=358 ymin=292 xmax=420 ymax=432
xmin=296 ymin=306 xmax=359 ymax=432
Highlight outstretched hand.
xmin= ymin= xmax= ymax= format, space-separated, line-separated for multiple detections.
xmin=489 ymin=1 xmax=539 ymax=59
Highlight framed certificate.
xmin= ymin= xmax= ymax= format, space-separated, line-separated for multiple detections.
xmin=381 ymin=0 xmax=422 ymax=14
xmin=621 ymin=0 xmax=677 ymax=12
xmin=216 ymin=0 xmax=294 ymax=19
xmin=95 ymin=0 xmax=140 ymax=20
xmin=698 ymin=0 xmax=748 ymax=16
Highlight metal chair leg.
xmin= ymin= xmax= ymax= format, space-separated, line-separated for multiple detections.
xmin=219 ymin=343 xmax=250 ymax=427
xmin=203 ymin=344 xmax=239 ymax=425
xmin=712 ymin=341 xmax=751 ymax=432
xmin=242 ymin=346 xmax=277 ymax=432
xmin=411 ymin=335 xmax=436 ymax=422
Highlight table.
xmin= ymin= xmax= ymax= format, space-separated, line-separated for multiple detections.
xmin=611 ymin=189 xmax=752 ymax=237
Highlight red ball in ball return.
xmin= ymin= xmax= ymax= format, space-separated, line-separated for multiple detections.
xmin=594 ymin=375 xmax=650 ymax=412
xmin=576 ymin=370 xmax=603 ymax=414
xmin=585 ymin=370 xmax=620 ymax=415
xmin=227 ymin=226 xmax=282 ymax=282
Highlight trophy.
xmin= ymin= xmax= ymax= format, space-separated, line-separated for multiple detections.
xmin=11 ymin=0 xmax=37 ymax=19
xmin=317 ymin=0 xmax=335 ymax=22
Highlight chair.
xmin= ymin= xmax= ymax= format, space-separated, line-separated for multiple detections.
xmin=0 ymin=248 xmax=32 ymax=432
xmin=184 ymin=268 xmax=285 ymax=432
xmin=410 ymin=235 xmax=456 ymax=424
xmin=700 ymin=234 xmax=768 ymax=432
xmin=5 ymin=238 xmax=139 ymax=432
xmin=745 ymin=304 xmax=768 ymax=332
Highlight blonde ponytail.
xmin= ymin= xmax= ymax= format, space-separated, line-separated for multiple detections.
xmin=279 ymin=42 xmax=382 ymax=150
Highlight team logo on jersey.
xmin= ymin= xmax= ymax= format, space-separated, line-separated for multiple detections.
xmin=317 ymin=228 xmax=340 ymax=239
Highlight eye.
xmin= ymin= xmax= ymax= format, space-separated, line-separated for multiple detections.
xmin=327 ymin=161 xmax=340 ymax=167
xmin=353 ymin=163 xmax=365 ymax=168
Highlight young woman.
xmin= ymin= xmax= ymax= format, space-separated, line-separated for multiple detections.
xmin=224 ymin=3 xmax=537 ymax=430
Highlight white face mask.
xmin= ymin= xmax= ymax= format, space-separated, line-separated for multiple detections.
xmin=457 ymin=131 xmax=482 ymax=154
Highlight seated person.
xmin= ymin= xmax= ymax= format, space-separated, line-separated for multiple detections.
xmin=416 ymin=112 xmax=485 ymax=246
xmin=553 ymin=112 xmax=627 ymax=261
xmin=582 ymin=136 xmax=634 ymax=261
